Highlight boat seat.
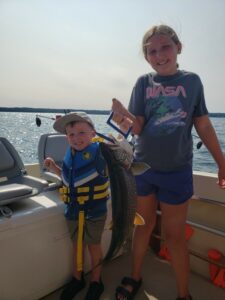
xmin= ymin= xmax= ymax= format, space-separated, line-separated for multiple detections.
xmin=38 ymin=133 xmax=68 ymax=186
xmin=0 ymin=137 xmax=48 ymax=206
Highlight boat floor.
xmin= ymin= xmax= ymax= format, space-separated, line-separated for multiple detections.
xmin=41 ymin=250 xmax=224 ymax=300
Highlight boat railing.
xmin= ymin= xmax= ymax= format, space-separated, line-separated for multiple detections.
xmin=151 ymin=195 xmax=225 ymax=271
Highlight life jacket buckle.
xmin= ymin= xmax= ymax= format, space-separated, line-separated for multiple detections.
xmin=59 ymin=186 xmax=70 ymax=203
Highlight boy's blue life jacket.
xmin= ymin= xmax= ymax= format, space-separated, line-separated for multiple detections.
xmin=61 ymin=142 xmax=109 ymax=220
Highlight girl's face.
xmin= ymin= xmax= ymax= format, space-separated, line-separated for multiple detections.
xmin=145 ymin=34 xmax=181 ymax=76
xmin=66 ymin=122 xmax=95 ymax=151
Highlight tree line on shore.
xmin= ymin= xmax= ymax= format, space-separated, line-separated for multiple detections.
xmin=0 ymin=106 xmax=224 ymax=117
xmin=0 ymin=107 xmax=109 ymax=115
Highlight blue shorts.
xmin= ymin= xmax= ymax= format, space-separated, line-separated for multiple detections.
xmin=135 ymin=165 xmax=193 ymax=205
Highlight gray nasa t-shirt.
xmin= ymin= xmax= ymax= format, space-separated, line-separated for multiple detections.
xmin=128 ymin=70 xmax=208 ymax=171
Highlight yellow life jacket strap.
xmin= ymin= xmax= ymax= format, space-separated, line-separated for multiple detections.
xmin=94 ymin=181 xmax=109 ymax=191
xmin=77 ymin=210 xmax=85 ymax=271
xmin=59 ymin=180 xmax=109 ymax=203
xmin=77 ymin=186 xmax=89 ymax=193
xmin=59 ymin=186 xmax=70 ymax=203
xmin=91 ymin=137 xmax=104 ymax=143
xmin=77 ymin=181 xmax=109 ymax=201
xmin=75 ymin=183 xmax=109 ymax=271
xmin=59 ymin=182 xmax=109 ymax=271
xmin=77 ymin=195 xmax=89 ymax=204
xmin=77 ymin=181 xmax=109 ymax=193
xmin=76 ymin=193 xmax=89 ymax=271
xmin=93 ymin=190 xmax=109 ymax=200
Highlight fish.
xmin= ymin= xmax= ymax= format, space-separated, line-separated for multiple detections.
xmin=131 ymin=161 xmax=151 ymax=175
xmin=99 ymin=142 xmax=137 ymax=261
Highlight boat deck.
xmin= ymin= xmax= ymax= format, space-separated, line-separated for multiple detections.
xmin=41 ymin=250 xmax=225 ymax=300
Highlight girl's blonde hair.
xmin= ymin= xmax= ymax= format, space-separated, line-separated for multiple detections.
xmin=142 ymin=25 xmax=182 ymax=57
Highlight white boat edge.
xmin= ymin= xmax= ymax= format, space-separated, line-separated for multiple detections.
xmin=0 ymin=163 xmax=224 ymax=300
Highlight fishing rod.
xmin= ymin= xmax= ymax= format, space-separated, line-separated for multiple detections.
xmin=35 ymin=114 xmax=56 ymax=127
xmin=35 ymin=109 xmax=71 ymax=127
xmin=35 ymin=113 xmax=116 ymax=144
xmin=35 ymin=114 xmax=204 ymax=149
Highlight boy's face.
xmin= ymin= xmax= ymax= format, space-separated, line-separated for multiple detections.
xmin=66 ymin=122 xmax=95 ymax=151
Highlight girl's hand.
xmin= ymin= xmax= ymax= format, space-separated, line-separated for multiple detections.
xmin=111 ymin=98 xmax=133 ymax=132
xmin=111 ymin=98 xmax=144 ymax=135
xmin=217 ymin=159 xmax=225 ymax=189
xmin=112 ymin=98 xmax=127 ymax=115
xmin=112 ymin=111 xmax=124 ymax=124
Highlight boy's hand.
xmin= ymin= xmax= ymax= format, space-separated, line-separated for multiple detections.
xmin=44 ymin=157 xmax=56 ymax=171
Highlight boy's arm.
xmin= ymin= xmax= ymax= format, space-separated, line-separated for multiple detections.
xmin=194 ymin=115 xmax=225 ymax=188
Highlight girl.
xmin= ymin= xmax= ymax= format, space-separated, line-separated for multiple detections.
xmin=112 ymin=25 xmax=225 ymax=300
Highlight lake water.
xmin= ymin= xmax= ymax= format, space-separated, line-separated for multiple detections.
xmin=0 ymin=112 xmax=224 ymax=174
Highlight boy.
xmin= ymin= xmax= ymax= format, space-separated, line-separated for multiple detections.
xmin=44 ymin=112 xmax=109 ymax=300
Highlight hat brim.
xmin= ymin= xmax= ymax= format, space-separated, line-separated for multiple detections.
xmin=53 ymin=112 xmax=95 ymax=134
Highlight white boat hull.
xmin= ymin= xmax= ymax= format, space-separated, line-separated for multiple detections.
xmin=0 ymin=186 xmax=112 ymax=300
xmin=0 ymin=165 xmax=224 ymax=299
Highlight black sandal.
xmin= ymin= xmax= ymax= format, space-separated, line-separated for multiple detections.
xmin=115 ymin=277 xmax=142 ymax=300
xmin=60 ymin=275 xmax=86 ymax=300
xmin=84 ymin=279 xmax=104 ymax=300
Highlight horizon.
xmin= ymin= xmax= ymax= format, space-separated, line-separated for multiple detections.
xmin=1 ymin=106 xmax=225 ymax=116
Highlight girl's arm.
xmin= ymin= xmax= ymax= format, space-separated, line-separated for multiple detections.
xmin=111 ymin=98 xmax=144 ymax=135
xmin=194 ymin=115 xmax=225 ymax=188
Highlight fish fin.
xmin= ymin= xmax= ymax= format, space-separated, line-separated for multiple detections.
xmin=134 ymin=212 xmax=145 ymax=225
xmin=106 ymin=220 xmax=113 ymax=230
xmin=106 ymin=214 xmax=144 ymax=229
xmin=131 ymin=162 xmax=151 ymax=175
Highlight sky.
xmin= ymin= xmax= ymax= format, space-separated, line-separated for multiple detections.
xmin=0 ymin=0 xmax=225 ymax=112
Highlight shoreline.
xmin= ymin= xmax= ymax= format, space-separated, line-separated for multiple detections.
xmin=0 ymin=107 xmax=109 ymax=115
xmin=0 ymin=107 xmax=224 ymax=117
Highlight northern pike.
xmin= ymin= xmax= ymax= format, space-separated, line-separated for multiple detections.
xmin=99 ymin=142 xmax=137 ymax=261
